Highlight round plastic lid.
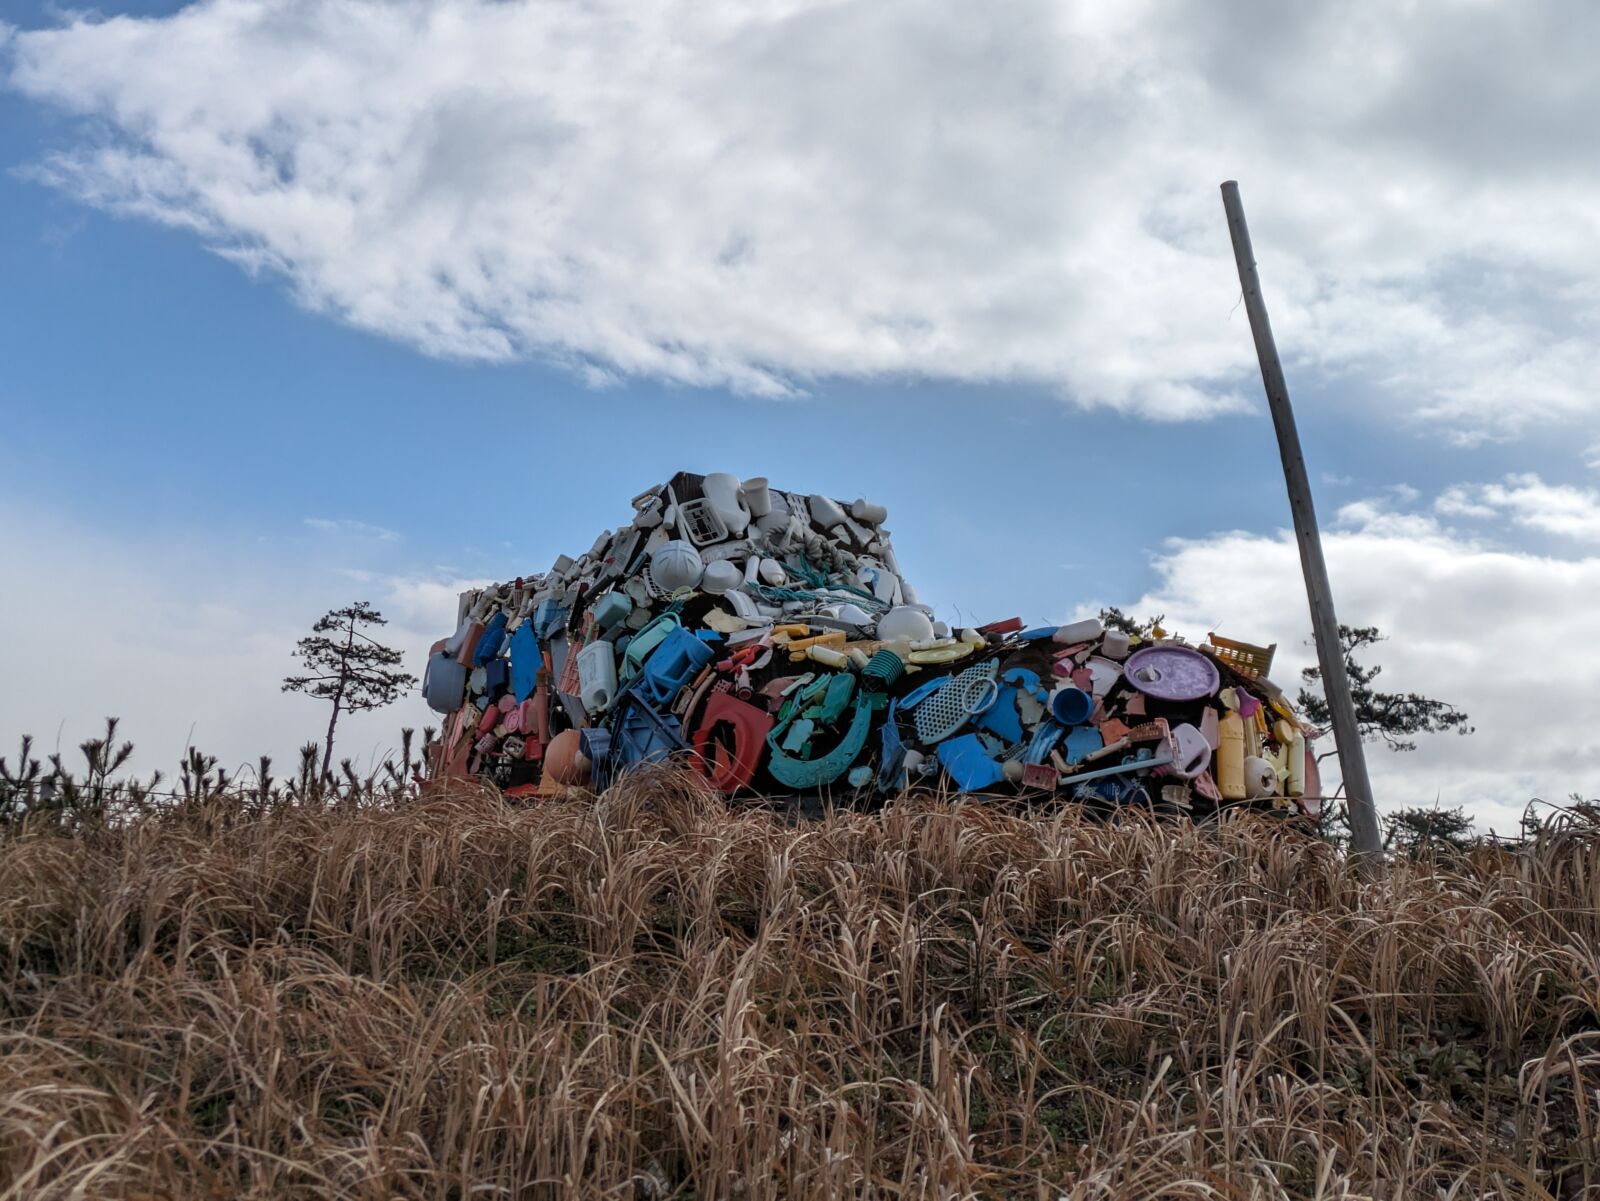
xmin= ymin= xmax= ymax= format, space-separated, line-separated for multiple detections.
xmin=1122 ymin=645 xmax=1220 ymax=702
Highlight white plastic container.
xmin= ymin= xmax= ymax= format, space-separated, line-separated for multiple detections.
xmin=1052 ymin=617 xmax=1104 ymax=645
xmin=742 ymin=476 xmax=772 ymax=518
xmin=577 ymin=641 xmax=619 ymax=713
xmin=850 ymin=498 xmax=888 ymax=524
xmin=1101 ymin=629 xmax=1132 ymax=660
xmin=808 ymin=495 xmax=847 ymax=531
xmin=702 ymin=472 xmax=750 ymax=536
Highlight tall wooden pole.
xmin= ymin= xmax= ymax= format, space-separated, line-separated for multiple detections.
xmin=1220 ymin=180 xmax=1381 ymax=861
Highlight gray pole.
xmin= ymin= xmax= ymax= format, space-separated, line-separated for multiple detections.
xmin=1219 ymin=180 xmax=1381 ymax=861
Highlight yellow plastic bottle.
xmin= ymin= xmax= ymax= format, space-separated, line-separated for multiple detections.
xmin=1279 ymin=720 xmax=1306 ymax=798
xmin=1218 ymin=710 xmax=1246 ymax=800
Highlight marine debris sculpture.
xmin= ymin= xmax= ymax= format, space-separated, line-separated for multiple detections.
xmin=424 ymin=472 xmax=1320 ymax=817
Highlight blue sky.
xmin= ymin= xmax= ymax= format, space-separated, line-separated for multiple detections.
xmin=5 ymin=0 xmax=1600 ymax=828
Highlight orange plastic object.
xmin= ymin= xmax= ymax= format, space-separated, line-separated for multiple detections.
xmin=1205 ymin=632 xmax=1276 ymax=680
xmin=1097 ymin=717 xmax=1131 ymax=745
xmin=455 ymin=622 xmax=485 ymax=666
xmin=544 ymin=729 xmax=590 ymax=786
xmin=691 ymin=691 xmax=775 ymax=794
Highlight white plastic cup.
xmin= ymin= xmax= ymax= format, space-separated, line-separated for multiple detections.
xmin=851 ymin=498 xmax=888 ymax=524
xmin=742 ymin=476 xmax=772 ymax=518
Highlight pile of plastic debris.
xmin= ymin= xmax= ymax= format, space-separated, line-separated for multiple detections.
xmin=423 ymin=472 xmax=1320 ymax=817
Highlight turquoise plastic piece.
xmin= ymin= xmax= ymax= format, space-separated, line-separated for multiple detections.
xmin=591 ymin=591 xmax=632 ymax=631
xmin=812 ymin=673 xmax=856 ymax=723
xmin=620 ymin=612 xmax=681 ymax=682
xmin=861 ymin=648 xmax=906 ymax=692
xmin=768 ymin=694 xmax=875 ymax=789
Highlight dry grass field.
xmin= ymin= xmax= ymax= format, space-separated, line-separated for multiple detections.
xmin=2 ymin=769 xmax=1597 ymax=1199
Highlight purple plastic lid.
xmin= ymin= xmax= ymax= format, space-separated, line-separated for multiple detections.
xmin=1122 ymin=645 xmax=1220 ymax=702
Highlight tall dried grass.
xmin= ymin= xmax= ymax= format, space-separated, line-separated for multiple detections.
xmin=1 ymin=768 xmax=1595 ymax=1199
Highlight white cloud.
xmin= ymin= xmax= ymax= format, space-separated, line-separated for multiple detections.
xmin=0 ymin=501 xmax=473 ymax=782
xmin=1434 ymin=473 xmax=1600 ymax=542
xmin=304 ymin=516 xmax=401 ymax=542
xmin=7 ymin=0 xmax=1600 ymax=436
xmin=1117 ymin=497 xmax=1600 ymax=833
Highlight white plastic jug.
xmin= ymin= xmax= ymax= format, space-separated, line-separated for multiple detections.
xmin=702 ymin=472 xmax=751 ymax=537
xmin=577 ymin=641 xmax=619 ymax=714
xmin=1052 ymin=617 xmax=1104 ymax=645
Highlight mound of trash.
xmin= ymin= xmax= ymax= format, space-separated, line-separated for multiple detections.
xmin=424 ymin=472 xmax=1319 ymax=816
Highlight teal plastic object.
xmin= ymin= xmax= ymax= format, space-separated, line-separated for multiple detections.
xmin=811 ymin=673 xmax=856 ymax=723
xmin=591 ymin=591 xmax=632 ymax=631
xmin=620 ymin=612 xmax=681 ymax=682
xmin=937 ymin=734 xmax=1006 ymax=792
xmin=768 ymin=693 xmax=875 ymax=789
xmin=861 ymin=648 xmax=906 ymax=692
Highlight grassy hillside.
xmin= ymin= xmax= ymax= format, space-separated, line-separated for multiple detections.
xmin=2 ymin=770 xmax=1596 ymax=1198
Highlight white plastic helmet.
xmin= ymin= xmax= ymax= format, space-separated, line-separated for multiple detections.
xmin=650 ymin=539 xmax=705 ymax=592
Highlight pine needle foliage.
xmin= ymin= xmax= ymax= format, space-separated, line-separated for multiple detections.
xmin=283 ymin=601 xmax=417 ymax=779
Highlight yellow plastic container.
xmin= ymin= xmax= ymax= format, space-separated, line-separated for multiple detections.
xmin=1218 ymin=711 xmax=1246 ymax=801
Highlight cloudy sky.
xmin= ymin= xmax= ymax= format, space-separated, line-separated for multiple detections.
xmin=3 ymin=0 xmax=1598 ymax=830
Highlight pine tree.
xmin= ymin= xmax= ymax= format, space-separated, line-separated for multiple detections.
xmin=283 ymin=602 xmax=417 ymax=780
xmin=1297 ymin=625 xmax=1473 ymax=754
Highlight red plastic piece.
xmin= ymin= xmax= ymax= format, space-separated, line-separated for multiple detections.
xmin=456 ymin=622 xmax=484 ymax=667
xmin=978 ymin=616 xmax=1023 ymax=636
xmin=1021 ymin=763 xmax=1057 ymax=791
xmin=691 ymin=691 xmax=775 ymax=794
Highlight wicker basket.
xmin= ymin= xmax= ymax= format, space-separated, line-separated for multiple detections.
xmin=1205 ymin=632 xmax=1276 ymax=680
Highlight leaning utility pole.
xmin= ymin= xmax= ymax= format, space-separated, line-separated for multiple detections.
xmin=1220 ymin=180 xmax=1381 ymax=861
